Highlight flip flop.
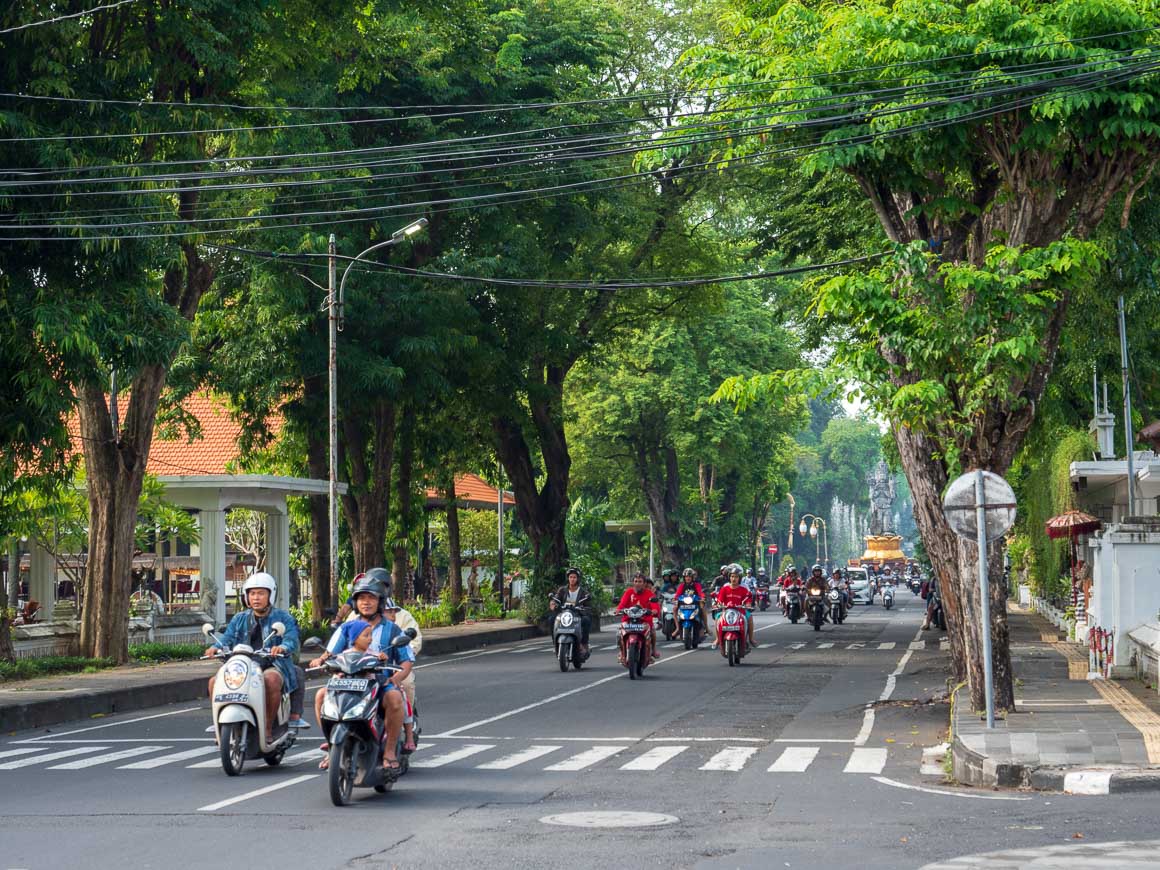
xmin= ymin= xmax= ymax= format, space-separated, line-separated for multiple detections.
xmin=318 ymin=757 xmax=330 ymax=770
xmin=403 ymin=741 xmax=417 ymax=753
xmin=382 ymin=757 xmax=402 ymax=771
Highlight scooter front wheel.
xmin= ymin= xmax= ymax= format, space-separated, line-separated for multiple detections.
xmin=557 ymin=642 xmax=570 ymax=672
xmin=219 ymin=722 xmax=247 ymax=776
xmin=328 ymin=738 xmax=356 ymax=807
xmin=626 ymin=644 xmax=639 ymax=680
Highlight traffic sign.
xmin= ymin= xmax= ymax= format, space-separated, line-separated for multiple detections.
xmin=942 ymin=470 xmax=1017 ymax=541
xmin=767 ymin=545 xmax=778 ymax=554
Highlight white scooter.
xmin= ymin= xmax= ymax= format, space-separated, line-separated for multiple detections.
xmin=203 ymin=621 xmax=297 ymax=776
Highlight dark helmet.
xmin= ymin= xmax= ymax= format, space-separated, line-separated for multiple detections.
xmin=564 ymin=566 xmax=582 ymax=581
xmin=355 ymin=566 xmax=393 ymax=594
xmin=811 ymin=564 xmax=824 ymax=574
xmin=347 ymin=575 xmax=388 ymax=609
xmin=719 ymin=564 xmax=729 ymax=574
xmin=661 ymin=566 xmax=675 ymax=578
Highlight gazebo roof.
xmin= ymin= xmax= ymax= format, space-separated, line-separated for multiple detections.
xmin=425 ymin=473 xmax=515 ymax=510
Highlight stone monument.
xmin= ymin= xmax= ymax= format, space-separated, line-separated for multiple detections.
xmin=862 ymin=460 xmax=905 ymax=566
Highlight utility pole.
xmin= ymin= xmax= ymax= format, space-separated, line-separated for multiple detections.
xmin=1118 ymin=295 xmax=1136 ymax=516
xmin=328 ymin=233 xmax=339 ymax=603
xmin=497 ymin=463 xmax=506 ymax=612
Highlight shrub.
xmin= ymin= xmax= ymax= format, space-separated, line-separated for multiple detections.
xmin=0 ymin=656 xmax=114 ymax=682
xmin=128 ymin=642 xmax=206 ymax=663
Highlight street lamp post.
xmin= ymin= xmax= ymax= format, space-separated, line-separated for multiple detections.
xmin=798 ymin=514 xmax=828 ymax=568
xmin=327 ymin=218 xmax=428 ymax=598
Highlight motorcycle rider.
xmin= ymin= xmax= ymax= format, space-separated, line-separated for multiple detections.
xmin=713 ymin=564 xmax=756 ymax=651
xmin=922 ymin=575 xmax=940 ymax=630
xmin=742 ymin=567 xmax=758 ymax=595
xmin=205 ymin=572 xmax=303 ymax=741
xmin=712 ymin=565 xmax=729 ymax=597
xmin=659 ymin=568 xmax=679 ymax=596
xmin=549 ymin=567 xmax=593 ymax=657
xmin=674 ymin=566 xmax=709 ymax=641
xmin=310 ymin=578 xmax=412 ymax=772
xmin=778 ymin=566 xmax=800 ymax=614
xmin=805 ymin=564 xmax=831 ymax=622
xmin=616 ymin=572 xmax=660 ymax=661
xmin=829 ymin=566 xmax=850 ymax=613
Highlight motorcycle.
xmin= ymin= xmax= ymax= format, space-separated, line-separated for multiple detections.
xmin=618 ymin=605 xmax=652 ymax=680
xmin=716 ymin=605 xmax=751 ymax=666
xmin=806 ymin=581 xmax=827 ymax=631
xmin=660 ymin=591 xmax=678 ymax=641
xmin=882 ymin=584 xmax=895 ymax=610
xmin=827 ymin=588 xmax=845 ymax=625
xmin=784 ymin=584 xmax=803 ymax=624
xmin=676 ymin=594 xmax=704 ymax=650
xmin=552 ymin=602 xmax=589 ymax=672
xmin=930 ymin=585 xmax=947 ymax=630
xmin=755 ymin=584 xmax=771 ymax=612
xmin=318 ymin=628 xmax=418 ymax=806
xmin=203 ymin=621 xmax=297 ymax=776
xmin=908 ymin=576 xmax=921 ymax=595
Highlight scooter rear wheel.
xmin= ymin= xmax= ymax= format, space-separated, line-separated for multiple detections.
xmin=219 ymin=722 xmax=247 ymax=777
xmin=328 ymin=738 xmax=356 ymax=807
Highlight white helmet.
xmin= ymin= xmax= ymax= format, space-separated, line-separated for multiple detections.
xmin=242 ymin=572 xmax=278 ymax=606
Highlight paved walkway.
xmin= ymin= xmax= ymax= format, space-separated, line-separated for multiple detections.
xmin=0 ymin=617 xmax=538 ymax=733
xmin=952 ymin=606 xmax=1160 ymax=793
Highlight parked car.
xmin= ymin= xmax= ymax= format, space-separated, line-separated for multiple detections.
xmin=848 ymin=567 xmax=874 ymax=604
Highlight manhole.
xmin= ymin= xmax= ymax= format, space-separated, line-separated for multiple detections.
xmin=539 ymin=811 xmax=678 ymax=828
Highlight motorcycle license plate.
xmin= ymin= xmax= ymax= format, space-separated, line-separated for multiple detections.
xmin=621 ymin=622 xmax=646 ymax=632
xmin=214 ymin=692 xmax=247 ymax=703
xmin=328 ymin=677 xmax=369 ymax=692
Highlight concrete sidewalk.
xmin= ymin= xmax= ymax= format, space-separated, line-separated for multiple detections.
xmin=952 ymin=606 xmax=1160 ymax=794
xmin=0 ymin=617 xmax=540 ymax=734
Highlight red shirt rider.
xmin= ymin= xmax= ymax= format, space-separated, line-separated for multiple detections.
xmin=675 ymin=579 xmax=704 ymax=599
xmin=715 ymin=584 xmax=754 ymax=609
xmin=617 ymin=586 xmax=658 ymax=625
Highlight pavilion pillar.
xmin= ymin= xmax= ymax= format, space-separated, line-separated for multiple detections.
xmin=28 ymin=541 xmax=55 ymax=616
xmin=198 ymin=509 xmax=228 ymax=627
xmin=265 ymin=510 xmax=290 ymax=609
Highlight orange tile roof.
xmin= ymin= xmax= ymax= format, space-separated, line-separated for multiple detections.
xmin=426 ymin=473 xmax=515 ymax=508
xmin=68 ymin=392 xmax=279 ymax=476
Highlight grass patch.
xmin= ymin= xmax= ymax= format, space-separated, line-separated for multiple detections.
xmin=128 ymin=642 xmax=206 ymax=663
xmin=0 ymin=656 xmax=115 ymax=682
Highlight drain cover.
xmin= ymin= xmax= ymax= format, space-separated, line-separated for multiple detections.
xmin=540 ymin=811 xmax=678 ymax=828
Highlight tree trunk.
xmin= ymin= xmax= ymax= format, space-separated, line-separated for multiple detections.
xmin=0 ymin=538 xmax=15 ymax=663
xmin=391 ymin=409 xmax=417 ymax=588
xmin=443 ymin=479 xmax=463 ymax=618
xmin=637 ymin=442 xmax=685 ymax=567
xmin=305 ymin=425 xmax=332 ymax=618
xmin=340 ymin=399 xmax=395 ymax=573
xmin=956 ymin=536 xmax=1015 ymax=712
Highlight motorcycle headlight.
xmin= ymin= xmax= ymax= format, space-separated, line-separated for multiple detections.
xmin=222 ymin=658 xmax=249 ymax=690
xmin=559 ymin=610 xmax=575 ymax=627
xmin=321 ymin=693 xmax=339 ymax=720
xmin=809 ymin=586 xmax=823 ymax=596
xmin=343 ymin=696 xmax=376 ymax=720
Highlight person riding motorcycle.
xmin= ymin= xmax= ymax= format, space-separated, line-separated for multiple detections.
xmin=806 ymin=564 xmax=832 ymax=622
xmin=713 ymin=564 xmax=756 ymax=650
xmin=829 ymin=566 xmax=851 ymax=612
xmin=778 ymin=567 xmax=801 ymax=614
xmin=674 ymin=566 xmax=709 ymax=639
xmin=549 ymin=567 xmax=593 ymax=657
xmin=330 ymin=566 xmax=393 ymax=626
xmin=659 ymin=568 xmax=679 ymax=596
xmin=712 ymin=565 xmax=729 ymax=596
xmin=205 ymin=572 xmax=304 ymax=740
xmin=616 ymin=572 xmax=660 ymax=661
xmin=742 ymin=567 xmax=758 ymax=595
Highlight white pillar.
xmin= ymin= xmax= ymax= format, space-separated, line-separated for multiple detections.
xmin=28 ymin=542 xmax=55 ymax=613
xmin=265 ymin=511 xmax=290 ymax=609
xmin=198 ymin=509 xmax=228 ymax=627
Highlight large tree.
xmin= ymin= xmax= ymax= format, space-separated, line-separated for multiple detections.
xmin=699 ymin=0 xmax=1160 ymax=710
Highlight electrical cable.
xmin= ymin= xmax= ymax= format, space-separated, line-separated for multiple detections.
xmin=0 ymin=0 xmax=139 ymax=34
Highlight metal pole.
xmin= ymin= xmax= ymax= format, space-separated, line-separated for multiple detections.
xmin=496 ymin=464 xmax=505 ymax=611
xmin=1118 ymin=296 xmax=1136 ymax=517
xmin=328 ymin=233 xmax=339 ymax=604
xmin=648 ymin=517 xmax=655 ymax=579
xmin=974 ymin=470 xmax=996 ymax=729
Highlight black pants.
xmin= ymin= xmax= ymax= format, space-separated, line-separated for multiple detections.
xmin=289 ymin=665 xmax=306 ymax=717
xmin=580 ymin=613 xmax=591 ymax=645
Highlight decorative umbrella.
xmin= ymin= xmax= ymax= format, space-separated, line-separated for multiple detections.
xmin=1045 ymin=510 xmax=1102 ymax=611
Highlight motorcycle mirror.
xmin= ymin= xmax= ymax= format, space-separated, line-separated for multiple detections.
xmin=302 ymin=637 xmax=323 ymax=650
xmin=201 ymin=623 xmax=215 ymax=637
xmin=404 ymin=627 xmax=418 ymax=639
xmin=391 ymin=633 xmax=412 ymax=648
xmin=272 ymin=621 xmax=286 ymax=636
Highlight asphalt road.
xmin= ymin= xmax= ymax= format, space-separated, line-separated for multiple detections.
xmin=3 ymin=597 xmax=1158 ymax=870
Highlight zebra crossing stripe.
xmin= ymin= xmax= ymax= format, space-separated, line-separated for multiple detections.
xmin=877 ymin=642 xmax=896 ymax=650
xmin=844 ymin=747 xmax=888 ymax=774
xmin=0 ymin=746 xmax=108 ymax=769
xmin=545 ymin=745 xmax=626 ymax=771
xmin=119 ymin=745 xmax=218 ymax=769
xmin=281 ymin=750 xmax=326 ymax=767
xmin=768 ymin=747 xmax=819 ymax=772
xmin=700 ymin=746 xmax=759 ymax=771
xmin=0 ymin=747 xmax=46 ymax=762
xmin=49 ymin=745 xmax=168 ymax=770
xmin=620 ymin=745 xmax=689 ymax=770
xmin=908 ymin=641 xmax=926 ymax=650
xmin=477 ymin=745 xmax=561 ymax=770
xmin=817 ymin=643 xmax=834 ymax=649
xmin=848 ymin=643 xmax=865 ymax=649
xmin=788 ymin=643 xmax=806 ymax=650
xmin=411 ymin=744 xmax=495 ymax=769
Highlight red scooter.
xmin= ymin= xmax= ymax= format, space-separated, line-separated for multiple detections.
xmin=618 ymin=604 xmax=653 ymax=680
xmin=716 ymin=605 xmax=752 ymax=666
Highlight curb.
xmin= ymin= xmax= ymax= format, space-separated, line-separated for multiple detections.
xmin=2 ymin=623 xmax=543 ymax=734
xmin=951 ymin=734 xmax=1160 ymax=793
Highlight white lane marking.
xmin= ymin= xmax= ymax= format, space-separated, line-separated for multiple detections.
xmin=197 ymin=773 xmax=317 ymax=812
xmin=414 ymin=648 xmax=505 ymax=669
xmin=1064 ymin=771 xmax=1113 ymax=795
xmin=908 ymin=641 xmax=926 ymax=650
xmin=847 ymin=643 xmax=866 ymax=649
xmin=621 ymin=745 xmax=689 ymax=770
xmin=48 ymin=745 xmax=168 ymax=769
xmin=817 ymin=643 xmax=835 ymax=649
xmin=775 ymin=738 xmax=854 ymax=743
xmin=0 ymin=748 xmax=46 ymax=761
xmin=872 ymin=776 xmax=1031 ymax=801
xmin=768 ymin=747 xmax=819 ymax=772
xmin=877 ymin=642 xmax=896 ymax=650
xmin=282 ymin=750 xmax=326 ymax=767
xmin=844 ymin=747 xmax=888 ymax=774
xmin=0 ymin=746 xmax=108 ymax=769
xmin=601 ymin=644 xmax=619 ymax=651
xmin=188 ymin=756 xmax=227 ymax=768
xmin=119 ymin=746 xmax=219 ymax=768
xmin=700 ymin=746 xmax=758 ymax=771
xmin=10 ymin=738 xmax=212 ymax=744
xmin=855 ymin=624 xmax=924 ymax=747
xmin=22 ymin=706 xmax=203 ymax=741
xmin=755 ymin=620 xmax=784 ymax=632
xmin=509 ymin=645 xmax=550 ymax=654
xmin=788 ymin=643 xmax=806 ymax=650
xmin=430 ymin=647 xmax=701 ymax=738
xmin=545 ymin=745 xmax=626 ymax=771
xmin=411 ymin=744 xmax=495 ymax=768
xmin=477 ymin=745 xmax=561 ymax=770
xmin=646 ymin=737 xmax=765 ymax=743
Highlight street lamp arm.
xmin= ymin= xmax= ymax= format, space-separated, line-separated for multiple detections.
xmin=336 ymin=237 xmax=401 ymax=331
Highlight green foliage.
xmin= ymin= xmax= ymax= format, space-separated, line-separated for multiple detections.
xmin=409 ymin=586 xmax=457 ymax=629
xmin=0 ymin=656 xmax=115 ymax=682
xmin=127 ymin=643 xmax=205 ymax=663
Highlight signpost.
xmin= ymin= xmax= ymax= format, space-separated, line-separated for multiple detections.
xmin=942 ymin=470 xmax=1017 ymax=729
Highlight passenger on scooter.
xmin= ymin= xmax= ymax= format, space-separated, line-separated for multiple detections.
xmin=742 ymin=568 xmax=758 ymax=595
xmin=830 ymin=567 xmax=850 ymax=612
xmin=204 ymin=572 xmax=303 ymax=741
xmin=713 ymin=565 xmax=756 ymax=650
xmin=659 ymin=568 xmax=679 ymax=596
xmin=616 ymin=573 xmax=660 ymax=661
xmin=778 ymin=567 xmax=800 ymax=613
xmin=549 ymin=567 xmax=593 ymax=657
xmin=381 ymin=599 xmax=418 ymax=753
xmin=674 ymin=567 xmax=709 ymax=638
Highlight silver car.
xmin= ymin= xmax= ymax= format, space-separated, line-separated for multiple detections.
xmin=848 ymin=568 xmax=874 ymax=604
